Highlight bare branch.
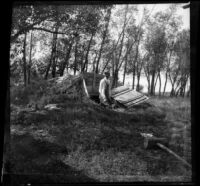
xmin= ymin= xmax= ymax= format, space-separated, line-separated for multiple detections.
xmin=31 ymin=27 xmax=67 ymax=35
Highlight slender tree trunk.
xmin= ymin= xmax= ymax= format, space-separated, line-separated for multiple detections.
xmin=113 ymin=52 xmax=119 ymax=88
xmin=174 ymin=78 xmax=182 ymax=96
xmin=153 ymin=72 xmax=159 ymax=93
xmin=158 ymin=71 xmax=162 ymax=96
xmin=23 ymin=33 xmax=27 ymax=86
xmin=163 ymin=49 xmax=173 ymax=96
xmin=136 ymin=60 xmax=144 ymax=91
xmin=28 ymin=31 xmax=33 ymax=84
xmin=123 ymin=51 xmax=128 ymax=85
xmin=95 ymin=7 xmax=111 ymax=74
xmin=150 ymin=70 xmax=156 ymax=95
xmin=136 ymin=74 xmax=141 ymax=91
xmin=52 ymin=56 xmax=58 ymax=78
xmin=59 ymin=40 xmax=73 ymax=76
xmin=74 ymin=36 xmax=78 ymax=75
xmin=82 ymin=33 xmax=94 ymax=72
xmin=92 ymin=51 xmax=98 ymax=91
xmin=45 ymin=27 xmax=58 ymax=80
xmin=101 ymin=30 xmax=125 ymax=74
xmin=170 ymin=82 xmax=176 ymax=97
xmin=132 ymin=64 xmax=136 ymax=89
xmin=113 ymin=69 xmax=119 ymax=88
xmin=132 ymin=40 xmax=140 ymax=90
xmin=111 ymin=52 xmax=115 ymax=88
xmin=136 ymin=63 xmax=140 ymax=91
xmin=169 ymin=73 xmax=176 ymax=97
xmin=163 ymin=72 xmax=168 ymax=96
xmin=51 ymin=27 xmax=59 ymax=78
xmin=114 ymin=16 xmax=127 ymax=87
xmin=144 ymin=67 xmax=151 ymax=94
xmin=80 ymin=49 xmax=85 ymax=73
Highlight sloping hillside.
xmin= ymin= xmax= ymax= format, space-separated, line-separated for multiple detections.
xmin=7 ymin=76 xmax=191 ymax=184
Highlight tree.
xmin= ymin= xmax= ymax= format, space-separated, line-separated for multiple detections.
xmin=11 ymin=5 xmax=74 ymax=42
xmin=44 ymin=24 xmax=59 ymax=79
xmin=23 ymin=33 xmax=27 ymax=86
xmin=169 ymin=29 xmax=190 ymax=97
xmin=95 ymin=6 xmax=112 ymax=74
xmin=27 ymin=31 xmax=33 ymax=84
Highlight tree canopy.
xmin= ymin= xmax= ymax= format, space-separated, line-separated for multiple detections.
xmin=10 ymin=3 xmax=190 ymax=97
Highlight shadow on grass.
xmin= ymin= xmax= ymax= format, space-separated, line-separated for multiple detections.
xmin=9 ymin=98 xmax=191 ymax=182
xmin=5 ymin=133 xmax=97 ymax=185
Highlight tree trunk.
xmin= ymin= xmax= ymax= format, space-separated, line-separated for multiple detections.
xmin=158 ymin=71 xmax=162 ymax=96
xmin=52 ymin=55 xmax=58 ymax=78
xmin=163 ymin=72 xmax=168 ymax=96
xmin=174 ymin=78 xmax=182 ymax=96
xmin=51 ymin=27 xmax=59 ymax=78
xmin=170 ymin=84 xmax=175 ymax=97
xmin=113 ymin=69 xmax=119 ymax=88
xmin=111 ymin=52 xmax=115 ymax=88
xmin=23 ymin=33 xmax=27 ymax=86
xmin=136 ymin=74 xmax=141 ymax=91
xmin=169 ymin=73 xmax=177 ymax=97
xmin=136 ymin=64 xmax=144 ymax=92
xmin=150 ymin=70 xmax=156 ymax=95
xmin=28 ymin=31 xmax=33 ymax=84
xmin=144 ymin=67 xmax=151 ymax=94
xmin=153 ymin=72 xmax=159 ymax=94
xmin=59 ymin=40 xmax=73 ymax=76
xmin=132 ymin=64 xmax=136 ymax=89
xmin=132 ymin=41 xmax=140 ymax=90
xmin=74 ymin=36 xmax=78 ymax=75
xmin=163 ymin=49 xmax=173 ymax=96
xmin=92 ymin=51 xmax=98 ymax=72
xmin=95 ymin=7 xmax=112 ymax=74
xmin=44 ymin=27 xmax=58 ymax=80
xmin=82 ymin=33 xmax=94 ymax=72
xmin=80 ymin=48 xmax=85 ymax=73
xmin=123 ymin=50 xmax=128 ymax=85
xmin=92 ymin=51 xmax=98 ymax=91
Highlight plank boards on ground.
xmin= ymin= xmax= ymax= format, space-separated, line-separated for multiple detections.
xmin=111 ymin=86 xmax=149 ymax=108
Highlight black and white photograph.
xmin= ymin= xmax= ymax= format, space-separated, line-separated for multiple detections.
xmin=3 ymin=1 xmax=195 ymax=185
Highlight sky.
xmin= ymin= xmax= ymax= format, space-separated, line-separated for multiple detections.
xmin=110 ymin=3 xmax=190 ymax=45
xmin=115 ymin=3 xmax=190 ymax=29
xmin=141 ymin=3 xmax=190 ymax=29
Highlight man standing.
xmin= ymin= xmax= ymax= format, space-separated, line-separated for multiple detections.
xmin=99 ymin=71 xmax=112 ymax=107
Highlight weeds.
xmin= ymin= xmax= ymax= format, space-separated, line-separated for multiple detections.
xmin=9 ymin=87 xmax=191 ymax=182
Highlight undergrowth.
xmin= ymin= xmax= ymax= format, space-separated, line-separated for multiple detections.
xmin=9 ymin=80 xmax=192 ymax=183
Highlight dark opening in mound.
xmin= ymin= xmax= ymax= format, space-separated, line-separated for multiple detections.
xmin=90 ymin=95 xmax=100 ymax=104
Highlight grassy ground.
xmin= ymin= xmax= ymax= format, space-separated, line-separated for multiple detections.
xmin=7 ymin=90 xmax=192 ymax=184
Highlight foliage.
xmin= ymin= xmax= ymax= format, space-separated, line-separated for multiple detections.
xmin=10 ymin=4 xmax=189 ymax=96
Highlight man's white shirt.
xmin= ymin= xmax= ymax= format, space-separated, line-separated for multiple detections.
xmin=99 ymin=77 xmax=111 ymax=99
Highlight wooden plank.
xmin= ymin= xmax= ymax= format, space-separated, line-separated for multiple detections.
xmin=113 ymin=90 xmax=143 ymax=103
xmin=112 ymin=89 xmax=132 ymax=98
xmin=115 ymin=94 xmax=144 ymax=104
xmin=126 ymin=97 xmax=149 ymax=107
xmin=111 ymin=86 xmax=130 ymax=96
